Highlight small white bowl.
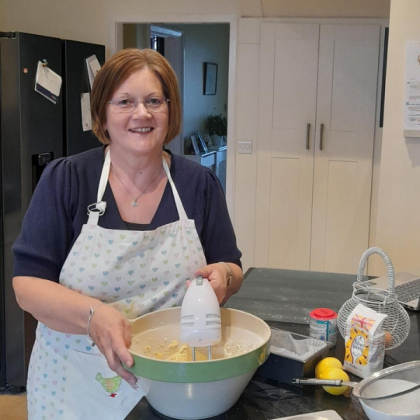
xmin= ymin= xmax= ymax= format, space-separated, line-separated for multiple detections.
xmin=360 ymin=378 xmax=420 ymax=420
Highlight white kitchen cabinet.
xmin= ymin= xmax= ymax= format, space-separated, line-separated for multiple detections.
xmin=255 ymin=23 xmax=380 ymax=274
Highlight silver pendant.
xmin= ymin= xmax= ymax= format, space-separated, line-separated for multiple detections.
xmin=131 ymin=201 xmax=138 ymax=207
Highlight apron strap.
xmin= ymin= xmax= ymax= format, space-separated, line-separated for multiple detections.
xmin=86 ymin=149 xmax=110 ymax=225
xmin=162 ymin=157 xmax=188 ymax=221
xmin=87 ymin=149 xmax=188 ymax=224
xmin=97 ymin=149 xmax=111 ymax=203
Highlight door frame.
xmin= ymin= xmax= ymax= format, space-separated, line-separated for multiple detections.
xmin=109 ymin=15 xmax=238 ymax=217
xmin=149 ymin=25 xmax=184 ymax=157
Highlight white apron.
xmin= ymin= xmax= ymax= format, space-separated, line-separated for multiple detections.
xmin=26 ymin=150 xmax=206 ymax=420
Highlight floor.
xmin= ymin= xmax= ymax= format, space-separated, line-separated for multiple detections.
xmin=0 ymin=393 xmax=27 ymax=420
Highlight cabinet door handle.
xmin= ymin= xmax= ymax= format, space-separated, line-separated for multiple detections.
xmin=306 ymin=123 xmax=310 ymax=150
xmin=319 ymin=123 xmax=324 ymax=151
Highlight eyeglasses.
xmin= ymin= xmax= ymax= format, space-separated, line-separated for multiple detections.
xmin=107 ymin=96 xmax=170 ymax=113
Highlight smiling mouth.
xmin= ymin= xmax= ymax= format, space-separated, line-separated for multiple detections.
xmin=129 ymin=127 xmax=153 ymax=133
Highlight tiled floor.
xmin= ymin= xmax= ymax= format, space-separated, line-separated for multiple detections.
xmin=0 ymin=393 xmax=27 ymax=420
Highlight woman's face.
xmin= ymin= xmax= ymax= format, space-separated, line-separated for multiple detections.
xmin=105 ymin=67 xmax=169 ymax=156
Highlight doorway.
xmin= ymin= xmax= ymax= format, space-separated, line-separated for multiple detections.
xmin=114 ymin=19 xmax=236 ymax=212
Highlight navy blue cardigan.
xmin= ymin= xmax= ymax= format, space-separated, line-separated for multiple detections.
xmin=13 ymin=147 xmax=242 ymax=281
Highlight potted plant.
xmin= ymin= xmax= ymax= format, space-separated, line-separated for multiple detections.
xmin=205 ymin=113 xmax=227 ymax=146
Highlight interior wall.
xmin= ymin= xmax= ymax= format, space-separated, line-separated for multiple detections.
xmin=0 ymin=0 xmax=240 ymax=59
xmin=122 ymin=23 xmax=229 ymax=153
xmin=159 ymin=24 xmax=229 ymax=148
xmin=0 ymin=0 xmax=390 ymax=57
xmin=243 ymin=0 xmax=390 ymax=18
xmin=371 ymin=0 xmax=420 ymax=275
xmin=235 ymin=19 xmax=261 ymax=272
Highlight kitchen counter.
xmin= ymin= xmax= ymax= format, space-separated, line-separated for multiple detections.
xmin=126 ymin=268 xmax=420 ymax=420
xmin=227 ymin=268 xmax=363 ymax=324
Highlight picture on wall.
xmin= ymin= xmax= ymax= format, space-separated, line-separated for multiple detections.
xmin=203 ymin=62 xmax=218 ymax=95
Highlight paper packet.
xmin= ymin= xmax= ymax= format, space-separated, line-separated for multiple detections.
xmin=343 ymin=303 xmax=387 ymax=378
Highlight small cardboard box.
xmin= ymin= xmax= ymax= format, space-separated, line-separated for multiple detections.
xmin=255 ymin=328 xmax=331 ymax=386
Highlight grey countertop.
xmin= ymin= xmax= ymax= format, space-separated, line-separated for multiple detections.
xmin=226 ymin=268 xmax=361 ymax=323
xmin=127 ymin=268 xmax=419 ymax=420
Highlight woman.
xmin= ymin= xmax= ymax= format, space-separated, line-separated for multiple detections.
xmin=12 ymin=48 xmax=243 ymax=420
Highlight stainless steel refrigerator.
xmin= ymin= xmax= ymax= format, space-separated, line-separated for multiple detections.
xmin=0 ymin=32 xmax=105 ymax=390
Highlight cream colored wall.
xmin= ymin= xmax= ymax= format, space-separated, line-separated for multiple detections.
xmin=235 ymin=19 xmax=261 ymax=272
xmin=371 ymin=0 xmax=420 ymax=276
xmin=0 ymin=0 xmax=240 ymax=58
xmin=0 ymin=0 xmax=391 ymax=56
xmin=259 ymin=0 xmax=390 ymax=18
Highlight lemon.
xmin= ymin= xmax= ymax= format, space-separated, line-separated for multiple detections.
xmin=318 ymin=367 xmax=350 ymax=395
xmin=315 ymin=357 xmax=343 ymax=378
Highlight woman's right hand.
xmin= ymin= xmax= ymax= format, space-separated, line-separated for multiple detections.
xmin=88 ymin=304 xmax=138 ymax=387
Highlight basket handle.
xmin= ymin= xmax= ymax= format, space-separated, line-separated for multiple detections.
xmin=356 ymin=247 xmax=395 ymax=293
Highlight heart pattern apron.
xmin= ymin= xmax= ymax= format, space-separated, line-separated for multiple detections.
xmin=26 ymin=150 xmax=206 ymax=419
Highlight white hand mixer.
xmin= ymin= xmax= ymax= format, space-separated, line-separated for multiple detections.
xmin=180 ymin=275 xmax=222 ymax=360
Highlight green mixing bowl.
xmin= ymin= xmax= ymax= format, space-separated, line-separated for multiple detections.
xmin=126 ymin=307 xmax=271 ymax=419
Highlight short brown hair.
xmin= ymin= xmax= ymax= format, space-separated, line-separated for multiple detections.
xmin=91 ymin=48 xmax=181 ymax=145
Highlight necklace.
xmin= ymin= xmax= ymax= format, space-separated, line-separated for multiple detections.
xmin=111 ymin=164 xmax=162 ymax=208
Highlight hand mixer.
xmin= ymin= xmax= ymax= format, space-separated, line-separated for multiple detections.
xmin=180 ymin=275 xmax=222 ymax=360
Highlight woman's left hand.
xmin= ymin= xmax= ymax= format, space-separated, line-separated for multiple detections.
xmin=194 ymin=263 xmax=233 ymax=304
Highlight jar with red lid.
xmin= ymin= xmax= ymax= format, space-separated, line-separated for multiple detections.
xmin=309 ymin=308 xmax=337 ymax=345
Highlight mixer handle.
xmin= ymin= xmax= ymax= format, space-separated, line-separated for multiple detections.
xmin=356 ymin=247 xmax=395 ymax=293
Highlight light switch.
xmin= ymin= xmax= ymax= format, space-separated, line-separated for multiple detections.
xmin=237 ymin=141 xmax=252 ymax=154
